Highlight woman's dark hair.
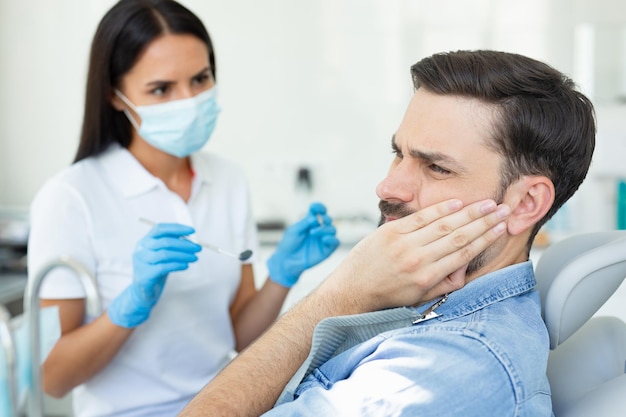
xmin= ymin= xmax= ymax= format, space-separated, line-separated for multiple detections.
xmin=74 ymin=0 xmax=215 ymax=162
xmin=410 ymin=50 xmax=596 ymax=248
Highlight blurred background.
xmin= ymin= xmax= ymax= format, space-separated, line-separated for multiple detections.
xmin=1 ymin=0 xmax=625 ymax=414
xmin=2 ymin=0 xmax=626 ymax=309
xmin=0 ymin=0 xmax=626 ymax=229
xmin=1 ymin=0 xmax=625 ymax=230
xmin=2 ymin=0 xmax=626 ymax=323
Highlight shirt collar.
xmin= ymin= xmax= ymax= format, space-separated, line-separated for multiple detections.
xmin=98 ymin=144 xmax=213 ymax=198
xmin=189 ymin=151 xmax=214 ymax=186
xmin=414 ymin=261 xmax=536 ymax=321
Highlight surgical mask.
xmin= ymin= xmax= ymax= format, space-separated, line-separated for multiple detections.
xmin=114 ymin=87 xmax=221 ymax=158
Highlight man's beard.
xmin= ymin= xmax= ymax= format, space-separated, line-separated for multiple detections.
xmin=378 ymin=200 xmax=493 ymax=277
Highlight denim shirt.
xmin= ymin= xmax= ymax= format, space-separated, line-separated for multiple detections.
xmin=264 ymin=261 xmax=552 ymax=417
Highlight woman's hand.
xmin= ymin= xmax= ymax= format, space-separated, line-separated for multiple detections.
xmin=108 ymin=223 xmax=201 ymax=328
xmin=267 ymin=202 xmax=340 ymax=288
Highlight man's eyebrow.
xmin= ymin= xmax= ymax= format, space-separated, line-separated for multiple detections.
xmin=411 ymin=149 xmax=467 ymax=173
xmin=391 ymin=135 xmax=399 ymax=151
xmin=391 ymin=134 xmax=468 ymax=174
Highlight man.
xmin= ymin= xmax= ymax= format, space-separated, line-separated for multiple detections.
xmin=180 ymin=50 xmax=595 ymax=416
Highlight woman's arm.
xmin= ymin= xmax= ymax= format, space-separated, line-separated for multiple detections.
xmin=229 ymin=265 xmax=289 ymax=351
xmin=40 ymin=299 xmax=133 ymax=398
xmin=40 ymin=224 xmax=202 ymax=397
xmin=229 ymin=203 xmax=339 ymax=350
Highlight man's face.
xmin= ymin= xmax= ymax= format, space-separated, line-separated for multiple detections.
xmin=376 ymin=88 xmax=505 ymax=274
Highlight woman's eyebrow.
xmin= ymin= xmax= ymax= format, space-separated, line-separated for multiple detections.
xmin=145 ymin=79 xmax=174 ymax=87
xmin=144 ymin=67 xmax=211 ymax=88
xmin=191 ymin=66 xmax=211 ymax=79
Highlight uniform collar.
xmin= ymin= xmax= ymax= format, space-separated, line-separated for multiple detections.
xmin=98 ymin=144 xmax=213 ymax=198
xmin=189 ymin=151 xmax=214 ymax=186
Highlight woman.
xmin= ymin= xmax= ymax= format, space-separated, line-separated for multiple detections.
xmin=26 ymin=1 xmax=339 ymax=416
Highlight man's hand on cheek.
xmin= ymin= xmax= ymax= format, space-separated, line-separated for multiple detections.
xmin=318 ymin=198 xmax=510 ymax=314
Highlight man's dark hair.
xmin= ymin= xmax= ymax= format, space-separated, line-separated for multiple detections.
xmin=411 ymin=50 xmax=596 ymax=247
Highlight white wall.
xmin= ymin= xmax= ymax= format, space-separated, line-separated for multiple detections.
xmin=1 ymin=0 xmax=625 ymax=230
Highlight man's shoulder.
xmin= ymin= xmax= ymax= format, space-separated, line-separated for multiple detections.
xmin=288 ymin=319 xmax=548 ymax=417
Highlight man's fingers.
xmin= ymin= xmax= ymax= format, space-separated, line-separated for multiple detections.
xmin=390 ymin=199 xmax=501 ymax=252
xmin=392 ymin=199 xmax=498 ymax=240
xmin=419 ymin=264 xmax=468 ymax=302
xmin=402 ymin=203 xmax=509 ymax=300
xmin=389 ymin=198 xmax=465 ymax=234
xmin=332 ymin=198 xmax=509 ymax=311
xmin=415 ymin=201 xmax=507 ymax=254
xmin=426 ymin=206 xmax=509 ymax=280
xmin=447 ymin=266 xmax=468 ymax=289
xmin=423 ymin=200 xmax=498 ymax=238
xmin=441 ymin=217 xmax=507 ymax=265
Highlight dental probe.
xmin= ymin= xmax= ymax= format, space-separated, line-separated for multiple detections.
xmin=139 ymin=218 xmax=253 ymax=262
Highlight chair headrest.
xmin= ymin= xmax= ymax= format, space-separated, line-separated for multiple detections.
xmin=535 ymin=231 xmax=626 ymax=349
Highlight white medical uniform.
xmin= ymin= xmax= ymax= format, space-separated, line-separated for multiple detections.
xmin=27 ymin=143 xmax=259 ymax=417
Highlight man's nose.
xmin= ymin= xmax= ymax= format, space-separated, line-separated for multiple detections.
xmin=376 ymin=162 xmax=416 ymax=203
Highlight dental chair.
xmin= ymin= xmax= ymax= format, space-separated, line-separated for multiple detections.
xmin=1 ymin=304 xmax=18 ymax=417
xmin=24 ymin=256 xmax=101 ymax=417
xmin=534 ymin=231 xmax=626 ymax=417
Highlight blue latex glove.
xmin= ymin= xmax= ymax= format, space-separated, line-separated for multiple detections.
xmin=108 ymin=223 xmax=202 ymax=328
xmin=267 ymin=202 xmax=340 ymax=288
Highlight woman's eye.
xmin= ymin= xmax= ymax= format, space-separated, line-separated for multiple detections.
xmin=193 ymin=73 xmax=211 ymax=85
xmin=151 ymin=85 xmax=168 ymax=96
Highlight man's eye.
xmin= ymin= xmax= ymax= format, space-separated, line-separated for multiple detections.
xmin=392 ymin=149 xmax=403 ymax=159
xmin=430 ymin=164 xmax=451 ymax=175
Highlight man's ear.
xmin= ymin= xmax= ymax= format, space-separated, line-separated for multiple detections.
xmin=504 ymin=176 xmax=555 ymax=236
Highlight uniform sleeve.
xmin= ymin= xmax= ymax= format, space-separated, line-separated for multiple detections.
xmin=27 ymin=178 xmax=95 ymax=299
xmin=262 ymin=331 xmax=519 ymax=417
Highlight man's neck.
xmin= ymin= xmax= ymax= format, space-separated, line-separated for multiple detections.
xmin=465 ymin=234 xmax=530 ymax=285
